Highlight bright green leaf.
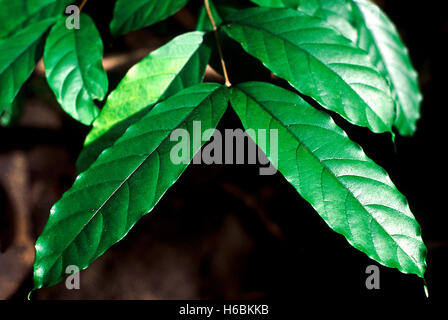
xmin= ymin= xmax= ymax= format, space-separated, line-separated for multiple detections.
xmin=0 ymin=19 xmax=54 ymax=114
xmin=110 ymin=0 xmax=189 ymax=36
xmin=231 ymin=82 xmax=426 ymax=277
xmin=250 ymin=0 xmax=357 ymax=41
xmin=77 ymin=31 xmax=210 ymax=173
xmin=33 ymin=83 xmax=228 ymax=289
xmin=44 ymin=14 xmax=108 ymax=125
xmin=223 ymin=7 xmax=396 ymax=135
xmin=352 ymin=0 xmax=422 ymax=136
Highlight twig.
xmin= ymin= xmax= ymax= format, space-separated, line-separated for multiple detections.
xmin=204 ymin=0 xmax=231 ymax=87
xmin=79 ymin=0 xmax=88 ymax=12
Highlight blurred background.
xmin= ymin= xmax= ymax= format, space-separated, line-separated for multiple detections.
xmin=0 ymin=0 xmax=447 ymax=302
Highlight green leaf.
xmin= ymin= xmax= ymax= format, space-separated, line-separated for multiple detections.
xmin=250 ymin=0 xmax=300 ymax=8
xmin=44 ymin=14 xmax=108 ymax=125
xmin=33 ymin=83 xmax=228 ymax=289
xmin=110 ymin=0 xmax=189 ymax=35
xmin=250 ymin=0 xmax=358 ymax=42
xmin=77 ymin=31 xmax=210 ymax=173
xmin=352 ymin=0 xmax=422 ymax=136
xmin=223 ymin=7 xmax=396 ymax=135
xmin=0 ymin=19 xmax=54 ymax=114
xmin=0 ymin=0 xmax=72 ymax=38
xmin=230 ymin=81 xmax=426 ymax=277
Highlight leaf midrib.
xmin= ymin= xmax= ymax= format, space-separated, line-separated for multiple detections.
xmin=42 ymin=87 xmax=222 ymax=275
xmin=352 ymin=0 xmax=419 ymax=128
xmin=89 ymin=39 xmax=205 ymax=144
xmin=236 ymin=85 xmax=421 ymax=271
xmin=226 ymin=15 xmax=390 ymax=130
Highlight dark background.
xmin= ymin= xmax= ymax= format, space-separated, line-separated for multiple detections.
xmin=0 ymin=0 xmax=447 ymax=305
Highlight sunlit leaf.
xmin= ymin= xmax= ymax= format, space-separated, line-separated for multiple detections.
xmin=44 ymin=14 xmax=108 ymax=125
xmin=34 ymin=83 xmax=228 ymax=289
xmin=223 ymin=7 xmax=396 ymax=135
xmin=77 ymin=31 xmax=210 ymax=172
xmin=231 ymin=81 xmax=426 ymax=276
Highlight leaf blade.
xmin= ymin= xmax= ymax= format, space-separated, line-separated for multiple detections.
xmin=110 ymin=0 xmax=189 ymax=35
xmin=230 ymin=81 xmax=426 ymax=277
xmin=0 ymin=0 xmax=71 ymax=38
xmin=352 ymin=0 xmax=422 ymax=136
xmin=34 ymin=83 xmax=228 ymax=289
xmin=250 ymin=0 xmax=358 ymax=41
xmin=223 ymin=7 xmax=396 ymax=135
xmin=77 ymin=31 xmax=210 ymax=173
xmin=0 ymin=19 xmax=54 ymax=114
xmin=44 ymin=14 xmax=108 ymax=125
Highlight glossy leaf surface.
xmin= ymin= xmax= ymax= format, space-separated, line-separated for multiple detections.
xmin=34 ymin=83 xmax=228 ymax=288
xmin=44 ymin=14 xmax=108 ymax=125
xmin=0 ymin=20 xmax=54 ymax=114
xmin=110 ymin=0 xmax=189 ymax=35
xmin=78 ymin=31 xmax=210 ymax=172
xmin=250 ymin=0 xmax=357 ymax=41
xmin=352 ymin=0 xmax=422 ymax=136
xmin=223 ymin=7 xmax=396 ymax=135
xmin=231 ymin=82 xmax=426 ymax=277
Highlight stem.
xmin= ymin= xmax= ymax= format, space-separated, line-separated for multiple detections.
xmin=79 ymin=0 xmax=88 ymax=12
xmin=204 ymin=0 xmax=231 ymax=87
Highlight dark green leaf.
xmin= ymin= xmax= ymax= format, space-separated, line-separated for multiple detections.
xmin=44 ymin=14 xmax=108 ymax=125
xmin=0 ymin=0 xmax=72 ymax=38
xmin=77 ymin=31 xmax=210 ymax=173
xmin=250 ymin=0 xmax=300 ymax=8
xmin=231 ymin=81 xmax=426 ymax=277
xmin=352 ymin=0 xmax=422 ymax=136
xmin=223 ymin=7 xmax=396 ymax=135
xmin=33 ymin=83 xmax=228 ymax=289
xmin=250 ymin=0 xmax=357 ymax=41
xmin=110 ymin=0 xmax=189 ymax=35
xmin=0 ymin=19 xmax=54 ymax=114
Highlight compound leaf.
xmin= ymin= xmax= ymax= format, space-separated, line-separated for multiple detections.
xmin=77 ymin=31 xmax=210 ymax=173
xmin=223 ymin=7 xmax=396 ymax=135
xmin=110 ymin=0 xmax=189 ymax=36
xmin=231 ymin=81 xmax=426 ymax=277
xmin=352 ymin=0 xmax=422 ymax=136
xmin=0 ymin=19 xmax=54 ymax=114
xmin=33 ymin=83 xmax=228 ymax=289
xmin=44 ymin=14 xmax=108 ymax=125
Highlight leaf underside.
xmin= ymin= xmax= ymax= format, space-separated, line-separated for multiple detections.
xmin=230 ymin=82 xmax=426 ymax=277
xmin=77 ymin=31 xmax=210 ymax=173
xmin=223 ymin=7 xmax=396 ymax=135
xmin=44 ymin=14 xmax=108 ymax=125
xmin=33 ymin=83 xmax=228 ymax=289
